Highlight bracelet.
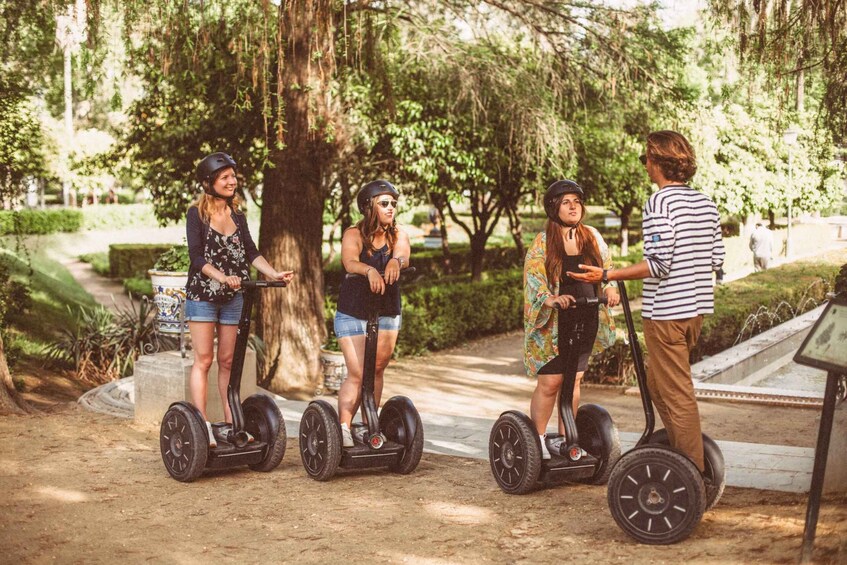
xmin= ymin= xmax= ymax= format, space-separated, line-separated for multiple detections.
xmin=393 ymin=257 xmax=405 ymax=268
xmin=365 ymin=267 xmax=374 ymax=277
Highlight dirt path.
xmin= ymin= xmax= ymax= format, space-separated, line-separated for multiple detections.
xmin=0 ymin=406 xmax=844 ymax=564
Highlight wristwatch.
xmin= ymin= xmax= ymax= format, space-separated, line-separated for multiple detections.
xmin=601 ymin=269 xmax=609 ymax=284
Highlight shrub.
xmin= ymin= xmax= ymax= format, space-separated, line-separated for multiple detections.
xmin=152 ymin=245 xmax=190 ymax=272
xmin=0 ymin=209 xmax=83 ymax=235
xmin=47 ymin=299 xmax=158 ymax=385
xmin=124 ymin=276 xmax=154 ymax=298
xmin=80 ymin=203 xmax=160 ymax=231
xmin=109 ymin=243 xmax=174 ymax=278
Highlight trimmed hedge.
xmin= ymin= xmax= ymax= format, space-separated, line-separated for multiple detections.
xmin=80 ymin=203 xmax=161 ymax=231
xmin=585 ymin=258 xmax=842 ymax=385
xmin=109 ymin=243 xmax=174 ymax=279
xmin=123 ymin=276 xmax=154 ymax=298
xmin=325 ymin=270 xmax=524 ymax=356
xmin=0 ymin=209 xmax=83 ymax=235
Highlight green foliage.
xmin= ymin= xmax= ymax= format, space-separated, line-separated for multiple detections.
xmin=79 ymin=252 xmax=110 ymax=277
xmin=0 ymin=209 xmax=83 ymax=235
xmin=0 ymin=262 xmax=31 ymax=331
xmin=0 ymin=74 xmax=50 ymax=204
xmin=46 ymin=298 xmax=159 ymax=384
xmin=152 ymin=245 xmax=190 ymax=273
xmin=585 ymin=253 xmax=844 ymax=384
xmin=80 ymin=204 xmax=161 ymax=231
xmin=123 ymin=276 xmax=154 ymax=298
xmin=108 ymin=243 xmax=174 ymax=278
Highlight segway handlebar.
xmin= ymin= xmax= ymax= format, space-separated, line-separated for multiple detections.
xmin=240 ymin=280 xmax=288 ymax=289
xmin=553 ymin=295 xmax=609 ymax=309
xmin=345 ymin=266 xmax=417 ymax=280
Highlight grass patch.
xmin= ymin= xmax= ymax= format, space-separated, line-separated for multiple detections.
xmin=79 ymin=252 xmax=111 ymax=277
xmin=1 ymin=244 xmax=96 ymax=345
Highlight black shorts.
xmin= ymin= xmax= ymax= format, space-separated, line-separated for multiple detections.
xmin=537 ymin=351 xmax=590 ymax=375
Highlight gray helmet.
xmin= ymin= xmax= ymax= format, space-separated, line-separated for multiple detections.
xmin=195 ymin=152 xmax=237 ymax=194
xmin=356 ymin=179 xmax=400 ymax=215
xmin=543 ymin=180 xmax=584 ymax=224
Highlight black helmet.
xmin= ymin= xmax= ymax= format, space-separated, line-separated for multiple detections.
xmin=356 ymin=179 xmax=400 ymax=215
xmin=543 ymin=179 xmax=584 ymax=224
xmin=195 ymin=152 xmax=237 ymax=187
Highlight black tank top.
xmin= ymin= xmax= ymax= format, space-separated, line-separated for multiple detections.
xmin=336 ymin=243 xmax=402 ymax=320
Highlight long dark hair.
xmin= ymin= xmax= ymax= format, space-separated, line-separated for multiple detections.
xmin=355 ymin=198 xmax=397 ymax=256
xmin=544 ymin=194 xmax=602 ymax=289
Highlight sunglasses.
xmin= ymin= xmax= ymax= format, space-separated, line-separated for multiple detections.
xmin=639 ymin=154 xmax=648 ymax=165
xmin=376 ymin=200 xmax=398 ymax=209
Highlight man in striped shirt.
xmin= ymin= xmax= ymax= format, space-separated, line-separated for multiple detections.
xmin=568 ymin=130 xmax=725 ymax=472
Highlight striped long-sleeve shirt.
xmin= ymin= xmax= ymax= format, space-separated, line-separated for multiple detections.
xmin=641 ymin=185 xmax=725 ymax=320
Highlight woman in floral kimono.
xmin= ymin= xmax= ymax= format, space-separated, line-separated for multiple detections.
xmin=184 ymin=152 xmax=294 ymax=447
xmin=524 ymin=180 xmax=619 ymax=459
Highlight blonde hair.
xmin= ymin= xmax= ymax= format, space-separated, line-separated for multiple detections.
xmin=191 ymin=192 xmax=244 ymax=222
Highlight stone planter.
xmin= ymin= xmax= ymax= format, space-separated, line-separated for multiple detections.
xmin=148 ymin=269 xmax=189 ymax=334
xmin=320 ymin=348 xmax=348 ymax=393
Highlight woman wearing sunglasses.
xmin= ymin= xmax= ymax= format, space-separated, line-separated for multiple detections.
xmin=524 ymin=180 xmax=619 ymax=459
xmin=334 ymin=179 xmax=411 ymax=448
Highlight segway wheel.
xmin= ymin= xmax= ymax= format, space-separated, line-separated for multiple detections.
xmin=243 ymin=395 xmax=287 ymax=472
xmin=648 ymin=429 xmax=726 ymax=510
xmin=160 ymin=404 xmax=208 ymax=482
xmin=488 ymin=413 xmax=542 ymax=495
xmin=299 ymin=402 xmax=342 ymax=481
xmin=607 ymin=446 xmax=706 ymax=545
xmin=379 ymin=399 xmax=424 ymax=474
xmin=574 ymin=403 xmax=621 ymax=485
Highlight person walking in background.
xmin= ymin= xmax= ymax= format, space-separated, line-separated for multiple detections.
xmin=749 ymin=221 xmax=773 ymax=271
xmin=569 ymin=131 xmax=725 ymax=473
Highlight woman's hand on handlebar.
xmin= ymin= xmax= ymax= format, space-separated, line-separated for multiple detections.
xmin=604 ymin=286 xmax=620 ymax=307
xmin=366 ymin=267 xmax=386 ymax=295
xmin=383 ymin=258 xmax=401 ymax=285
xmin=221 ymin=274 xmax=242 ymax=290
xmin=543 ymin=294 xmax=575 ymax=309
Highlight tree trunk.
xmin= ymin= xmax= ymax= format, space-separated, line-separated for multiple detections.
xmin=257 ymin=0 xmax=335 ymax=396
xmin=339 ymin=172 xmax=353 ymax=233
xmin=506 ymin=204 xmax=526 ymax=259
xmin=469 ymin=231 xmax=487 ymax=281
xmin=436 ymin=206 xmax=452 ymax=275
xmin=0 ymin=333 xmax=31 ymax=415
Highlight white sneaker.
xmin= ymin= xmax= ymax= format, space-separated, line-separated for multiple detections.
xmin=340 ymin=423 xmax=354 ymax=448
xmin=206 ymin=421 xmax=217 ymax=449
xmin=539 ymin=434 xmax=551 ymax=460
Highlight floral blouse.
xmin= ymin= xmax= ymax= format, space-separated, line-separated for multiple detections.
xmin=523 ymin=227 xmax=617 ymax=378
xmin=186 ymin=228 xmax=250 ymax=303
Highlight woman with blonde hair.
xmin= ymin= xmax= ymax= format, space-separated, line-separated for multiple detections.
xmin=184 ymin=152 xmax=293 ymax=447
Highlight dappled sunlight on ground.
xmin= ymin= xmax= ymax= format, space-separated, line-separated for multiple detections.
xmin=34 ymin=485 xmax=89 ymax=503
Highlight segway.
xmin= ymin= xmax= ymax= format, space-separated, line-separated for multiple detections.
xmin=489 ymin=295 xmax=621 ymax=494
xmin=299 ymin=268 xmax=423 ymax=481
xmin=159 ymin=280 xmax=288 ymax=482
xmin=606 ymin=281 xmax=726 ymax=544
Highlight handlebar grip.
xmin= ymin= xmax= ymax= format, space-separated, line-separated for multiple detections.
xmin=554 ymin=296 xmax=608 ymax=309
xmin=240 ymin=280 xmax=288 ymax=289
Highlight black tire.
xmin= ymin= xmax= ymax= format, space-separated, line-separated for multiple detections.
xmin=380 ymin=403 xmax=424 ymax=474
xmin=243 ymin=396 xmax=287 ymax=472
xmin=299 ymin=402 xmax=342 ymax=481
xmin=160 ymin=404 xmax=208 ymax=482
xmin=574 ymin=404 xmax=621 ymax=485
xmin=648 ymin=429 xmax=726 ymax=511
xmin=608 ymin=446 xmax=706 ymax=545
xmin=488 ymin=413 xmax=542 ymax=495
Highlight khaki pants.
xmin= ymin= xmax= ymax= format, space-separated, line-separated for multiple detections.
xmin=643 ymin=316 xmax=705 ymax=472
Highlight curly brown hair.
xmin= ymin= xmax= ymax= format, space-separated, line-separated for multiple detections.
xmin=646 ymin=130 xmax=697 ymax=183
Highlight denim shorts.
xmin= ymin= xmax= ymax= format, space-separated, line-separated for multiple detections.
xmin=184 ymin=293 xmax=244 ymax=325
xmin=334 ymin=311 xmax=402 ymax=338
